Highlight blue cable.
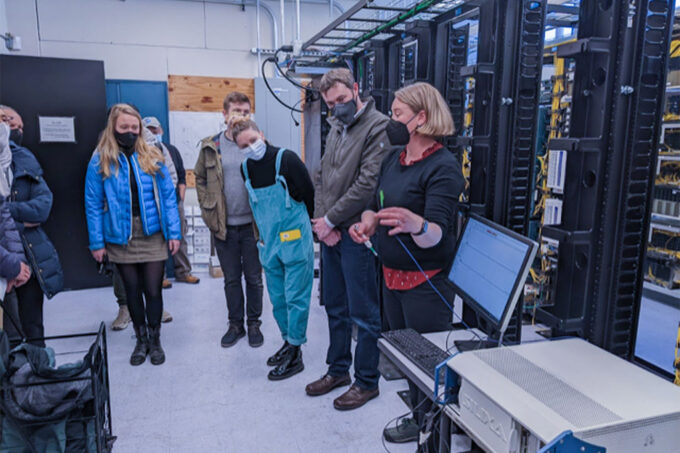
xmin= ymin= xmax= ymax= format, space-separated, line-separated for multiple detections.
xmin=391 ymin=234 xmax=491 ymax=344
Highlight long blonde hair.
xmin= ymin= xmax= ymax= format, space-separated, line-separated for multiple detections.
xmin=96 ymin=104 xmax=163 ymax=178
xmin=394 ymin=82 xmax=455 ymax=137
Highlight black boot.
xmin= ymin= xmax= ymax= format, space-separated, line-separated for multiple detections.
xmin=221 ymin=324 xmax=245 ymax=348
xmin=266 ymin=341 xmax=290 ymax=366
xmin=268 ymin=345 xmax=304 ymax=381
xmin=130 ymin=325 xmax=149 ymax=366
xmin=148 ymin=325 xmax=165 ymax=365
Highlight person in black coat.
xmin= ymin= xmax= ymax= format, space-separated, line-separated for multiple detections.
xmin=3 ymin=107 xmax=63 ymax=345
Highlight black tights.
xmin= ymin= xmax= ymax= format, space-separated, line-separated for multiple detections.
xmin=116 ymin=261 xmax=164 ymax=328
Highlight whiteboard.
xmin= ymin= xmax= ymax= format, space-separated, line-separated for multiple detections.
xmin=169 ymin=111 xmax=226 ymax=169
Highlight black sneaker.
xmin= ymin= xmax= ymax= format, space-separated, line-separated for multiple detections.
xmin=247 ymin=323 xmax=264 ymax=348
xmin=268 ymin=345 xmax=304 ymax=381
xmin=221 ymin=324 xmax=245 ymax=348
xmin=383 ymin=417 xmax=419 ymax=443
xmin=266 ymin=341 xmax=291 ymax=366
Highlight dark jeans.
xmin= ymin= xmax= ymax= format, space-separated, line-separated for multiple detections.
xmin=383 ymin=272 xmax=455 ymax=451
xmin=322 ymin=231 xmax=381 ymax=390
xmin=3 ymin=276 xmax=45 ymax=347
xmin=214 ymin=224 xmax=263 ymax=327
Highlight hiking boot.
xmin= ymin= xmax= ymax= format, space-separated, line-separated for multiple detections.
xmin=130 ymin=325 xmax=149 ymax=366
xmin=148 ymin=325 xmax=165 ymax=365
xmin=112 ymin=305 xmax=131 ymax=331
xmin=176 ymin=275 xmax=200 ymax=284
xmin=268 ymin=345 xmax=304 ymax=381
xmin=221 ymin=324 xmax=245 ymax=348
xmin=161 ymin=310 xmax=173 ymax=323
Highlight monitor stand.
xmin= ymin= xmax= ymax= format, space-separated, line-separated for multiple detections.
xmin=454 ymin=339 xmax=498 ymax=352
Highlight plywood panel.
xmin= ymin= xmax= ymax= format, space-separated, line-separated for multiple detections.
xmin=168 ymin=75 xmax=255 ymax=113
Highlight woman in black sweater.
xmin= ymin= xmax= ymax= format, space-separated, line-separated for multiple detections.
xmin=349 ymin=82 xmax=464 ymax=449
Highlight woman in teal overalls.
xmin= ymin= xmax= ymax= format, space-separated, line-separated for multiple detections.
xmin=233 ymin=119 xmax=315 ymax=381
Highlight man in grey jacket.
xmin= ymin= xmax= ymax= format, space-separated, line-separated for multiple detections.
xmin=305 ymin=68 xmax=390 ymax=411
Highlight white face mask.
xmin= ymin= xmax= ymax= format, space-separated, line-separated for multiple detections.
xmin=245 ymin=139 xmax=266 ymax=160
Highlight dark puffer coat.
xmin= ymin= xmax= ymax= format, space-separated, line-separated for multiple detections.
xmin=9 ymin=142 xmax=63 ymax=298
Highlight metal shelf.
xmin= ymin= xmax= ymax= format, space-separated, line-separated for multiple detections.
xmin=302 ymin=0 xmax=469 ymax=55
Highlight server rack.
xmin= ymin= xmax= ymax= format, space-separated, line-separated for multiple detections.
xmin=538 ymin=0 xmax=674 ymax=359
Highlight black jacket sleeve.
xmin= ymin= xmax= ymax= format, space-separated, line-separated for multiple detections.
xmin=166 ymin=144 xmax=186 ymax=186
xmin=282 ymin=151 xmax=315 ymax=218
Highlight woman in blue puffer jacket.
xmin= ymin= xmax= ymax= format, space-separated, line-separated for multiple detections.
xmin=85 ymin=103 xmax=181 ymax=367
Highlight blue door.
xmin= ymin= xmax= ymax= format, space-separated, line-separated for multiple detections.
xmin=105 ymin=80 xmax=170 ymax=142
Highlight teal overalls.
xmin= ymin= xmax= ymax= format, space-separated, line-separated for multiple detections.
xmin=242 ymin=149 xmax=314 ymax=346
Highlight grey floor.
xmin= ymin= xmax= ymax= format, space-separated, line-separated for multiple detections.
xmin=44 ymin=274 xmax=421 ymax=453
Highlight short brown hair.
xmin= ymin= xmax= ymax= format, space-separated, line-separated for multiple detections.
xmin=395 ymin=82 xmax=455 ymax=137
xmin=319 ymin=68 xmax=355 ymax=94
xmin=223 ymin=92 xmax=251 ymax=112
xmin=231 ymin=118 xmax=260 ymax=143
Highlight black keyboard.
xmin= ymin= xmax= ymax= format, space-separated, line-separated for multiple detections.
xmin=382 ymin=328 xmax=450 ymax=380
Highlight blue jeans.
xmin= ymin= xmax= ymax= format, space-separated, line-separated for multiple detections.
xmin=322 ymin=231 xmax=381 ymax=390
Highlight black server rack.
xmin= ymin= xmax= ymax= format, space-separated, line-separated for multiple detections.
xmin=538 ymin=0 xmax=674 ymax=359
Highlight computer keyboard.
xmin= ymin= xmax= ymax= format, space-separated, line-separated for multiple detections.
xmin=382 ymin=328 xmax=450 ymax=380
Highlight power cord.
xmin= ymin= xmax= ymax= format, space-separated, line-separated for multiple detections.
xmin=393 ymin=234 xmax=496 ymax=347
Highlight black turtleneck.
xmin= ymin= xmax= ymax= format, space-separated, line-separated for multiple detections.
xmin=239 ymin=144 xmax=315 ymax=218
xmin=121 ymin=147 xmax=141 ymax=217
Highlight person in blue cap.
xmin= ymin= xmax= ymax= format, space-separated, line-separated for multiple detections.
xmin=232 ymin=118 xmax=315 ymax=381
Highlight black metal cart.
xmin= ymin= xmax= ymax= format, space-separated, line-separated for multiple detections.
xmin=0 ymin=304 xmax=115 ymax=453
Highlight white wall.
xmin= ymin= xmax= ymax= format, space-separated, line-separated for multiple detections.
xmin=3 ymin=0 xmax=351 ymax=80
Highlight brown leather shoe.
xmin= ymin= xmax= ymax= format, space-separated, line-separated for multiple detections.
xmin=333 ymin=385 xmax=379 ymax=411
xmin=176 ymin=275 xmax=200 ymax=284
xmin=305 ymin=374 xmax=351 ymax=396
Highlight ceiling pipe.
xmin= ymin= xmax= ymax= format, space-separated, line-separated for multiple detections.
xmin=296 ymin=0 xmax=302 ymax=42
xmin=256 ymin=0 xmax=262 ymax=76
xmin=280 ymin=0 xmax=286 ymax=46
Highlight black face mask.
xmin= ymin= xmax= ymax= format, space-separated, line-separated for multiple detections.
xmin=386 ymin=114 xmax=419 ymax=147
xmin=9 ymin=129 xmax=23 ymax=146
xmin=114 ymin=131 xmax=138 ymax=151
xmin=331 ymin=98 xmax=357 ymax=125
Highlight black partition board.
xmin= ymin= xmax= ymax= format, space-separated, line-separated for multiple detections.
xmin=0 ymin=55 xmax=110 ymax=290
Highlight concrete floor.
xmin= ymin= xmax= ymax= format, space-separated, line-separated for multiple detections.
xmin=44 ymin=274 xmax=422 ymax=453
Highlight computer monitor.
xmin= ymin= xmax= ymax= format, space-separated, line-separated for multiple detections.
xmin=448 ymin=214 xmax=538 ymax=350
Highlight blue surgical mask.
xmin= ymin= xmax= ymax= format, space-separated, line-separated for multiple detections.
xmin=245 ymin=139 xmax=266 ymax=160
xmin=155 ymin=133 xmax=163 ymax=143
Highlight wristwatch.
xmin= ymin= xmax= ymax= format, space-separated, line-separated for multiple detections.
xmin=413 ymin=219 xmax=429 ymax=236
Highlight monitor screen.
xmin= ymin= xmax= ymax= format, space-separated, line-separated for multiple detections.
xmin=448 ymin=215 xmax=537 ymax=331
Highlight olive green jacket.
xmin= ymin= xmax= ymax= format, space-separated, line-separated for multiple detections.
xmin=194 ymin=133 xmax=228 ymax=241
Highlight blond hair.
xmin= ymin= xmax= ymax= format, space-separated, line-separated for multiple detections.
xmin=231 ymin=118 xmax=260 ymax=143
xmin=394 ymin=82 xmax=455 ymax=138
xmin=96 ymin=104 xmax=164 ymax=178
xmin=319 ymin=68 xmax=355 ymax=94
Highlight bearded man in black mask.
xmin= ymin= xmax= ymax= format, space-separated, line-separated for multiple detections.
xmin=305 ymin=68 xmax=390 ymax=411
